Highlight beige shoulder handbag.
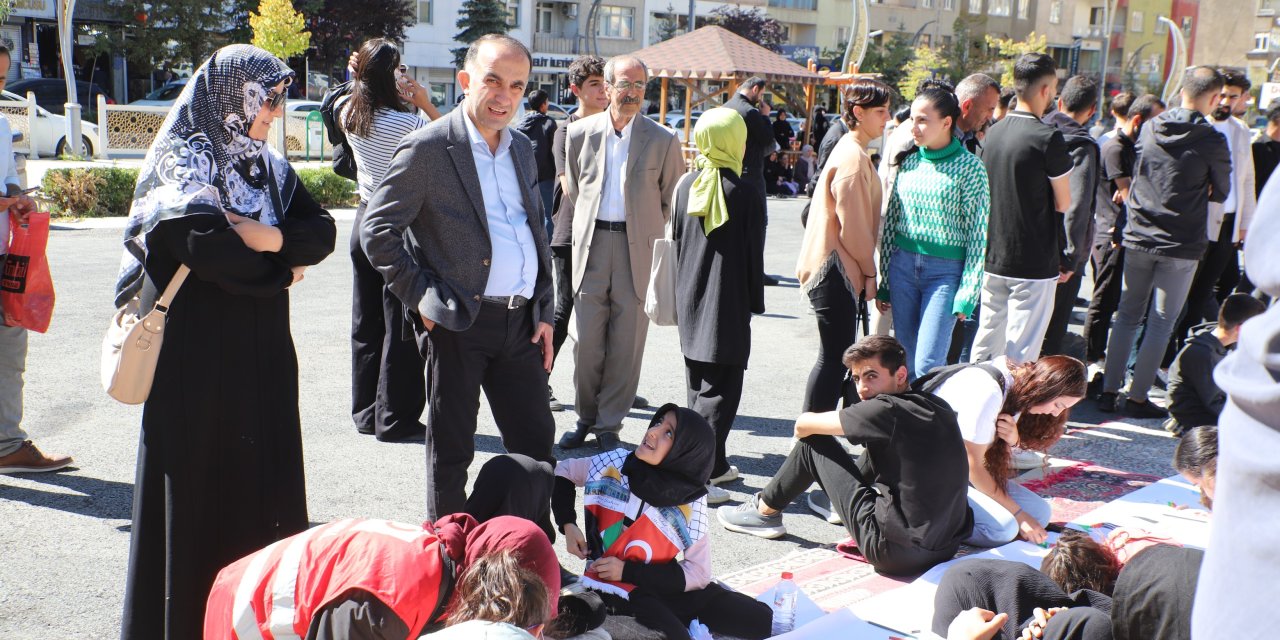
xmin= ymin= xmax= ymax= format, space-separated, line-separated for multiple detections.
xmin=101 ymin=265 xmax=190 ymax=405
xmin=645 ymin=171 xmax=695 ymax=327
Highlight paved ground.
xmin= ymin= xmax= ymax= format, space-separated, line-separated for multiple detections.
xmin=0 ymin=197 xmax=1179 ymax=638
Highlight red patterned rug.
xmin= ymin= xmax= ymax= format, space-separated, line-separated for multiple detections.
xmin=1023 ymin=461 xmax=1163 ymax=524
xmin=721 ymin=461 xmax=1161 ymax=613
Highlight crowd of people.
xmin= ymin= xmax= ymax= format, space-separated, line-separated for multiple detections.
xmin=0 ymin=30 xmax=1276 ymax=640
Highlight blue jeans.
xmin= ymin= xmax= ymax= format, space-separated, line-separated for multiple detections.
xmin=887 ymin=248 xmax=963 ymax=379
xmin=965 ymin=481 xmax=1053 ymax=547
xmin=538 ymin=179 xmax=555 ymax=240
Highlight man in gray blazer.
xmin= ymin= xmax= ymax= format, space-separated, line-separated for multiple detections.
xmin=558 ymin=55 xmax=684 ymax=449
xmin=360 ymin=34 xmax=556 ymax=519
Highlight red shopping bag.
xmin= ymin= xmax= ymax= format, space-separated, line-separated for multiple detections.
xmin=1 ymin=211 xmax=55 ymax=333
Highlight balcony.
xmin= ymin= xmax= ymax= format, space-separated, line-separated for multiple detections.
xmin=532 ymin=33 xmax=640 ymax=56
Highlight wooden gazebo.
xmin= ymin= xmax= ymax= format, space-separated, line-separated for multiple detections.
xmin=632 ymin=26 xmax=823 ymax=145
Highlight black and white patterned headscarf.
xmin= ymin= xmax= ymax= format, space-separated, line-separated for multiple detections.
xmin=114 ymin=44 xmax=298 ymax=308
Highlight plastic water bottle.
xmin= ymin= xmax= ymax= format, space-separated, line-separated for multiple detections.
xmin=771 ymin=571 xmax=798 ymax=635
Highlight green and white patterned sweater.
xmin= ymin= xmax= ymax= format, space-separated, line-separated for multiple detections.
xmin=877 ymin=138 xmax=990 ymax=318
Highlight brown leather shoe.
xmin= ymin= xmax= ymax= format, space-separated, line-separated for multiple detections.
xmin=0 ymin=440 xmax=73 ymax=474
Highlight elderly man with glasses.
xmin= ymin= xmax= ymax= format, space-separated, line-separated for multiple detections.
xmin=559 ymin=55 xmax=684 ymax=451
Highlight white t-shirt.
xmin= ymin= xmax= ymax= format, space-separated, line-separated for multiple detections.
xmin=340 ymin=101 xmax=428 ymax=203
xmin=931 ymin=357 xmax=1014 ymax=445
xmin=0 ymin=115 xmax=22 ymax=255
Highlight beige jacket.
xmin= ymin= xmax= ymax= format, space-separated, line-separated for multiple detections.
xmin=564 ymin=111 xmax=685 ymax=298
xmin=796 ymin=134 xmax=883 ymax=298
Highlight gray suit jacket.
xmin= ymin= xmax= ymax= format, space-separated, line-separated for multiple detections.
xmin=564 ymin=111 xmax=684 ymax=298
xmin=360 ymin=107 xmax=554 ymax=333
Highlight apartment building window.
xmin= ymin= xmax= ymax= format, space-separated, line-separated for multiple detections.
xmin=1260 ymin=0 xmax=1280 ymax=15
xmin=536 ymin=2 xmax=554 ymax=32
xmin=969 ymin=0 xmax=982 ymax=13
xmin=919 ymin=33 xmax=932 ymax=47
xmin=769 ymin=0 xmax=819 ymax=10
xmin=1017 ymin=0 xmax=1028 ymax=18
xmin=1181 ymin=16 xmax=1192 ymax=35
xmin=1154 ymin=16 xmax=1167 ymax=33
xmin=922 ymin=0 xmax=934 ymax=9
xmin=417 ymin=0 xmax=432 ymax=24
xmin=989 ymin=0 xmax=1011 ymax=16
xmin=942 ymin=0 xmax=955 ymax=10
xmin=506 ymin=0 xmax=521 ymax=27
xmin=835 ymin=26 xmax=849 ymax=46
xmin=1129 ymin=10 xmax=1142 ymax=32
xmin=1048 ymin=0 xmax=1061 ymax=23
xmin=596 ymin=5 xmax=634 ymax=39
xmin=1257 ymin=32 xmax=1273 ymax=51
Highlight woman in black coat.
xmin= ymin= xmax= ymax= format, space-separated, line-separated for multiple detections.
xmin=673 ymin=107 xmax=765 ymax=501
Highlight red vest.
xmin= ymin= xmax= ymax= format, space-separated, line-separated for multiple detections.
xmin=204 ymin=518 xmax=450 ymax=640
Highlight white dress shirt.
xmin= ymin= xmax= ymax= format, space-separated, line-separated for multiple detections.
xmin=0 ymin=115 xmax=22 ymax=255
xmin=597 ymin=115 xmax=637 ymax=223
xmin=462 ymin=111 xmax=538 ymax=298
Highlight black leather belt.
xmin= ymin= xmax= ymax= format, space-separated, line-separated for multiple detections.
xmin=480 ymin=294 xmax=529 ymax=309
xmin=595 ymin=219 xmax=627 ymax=232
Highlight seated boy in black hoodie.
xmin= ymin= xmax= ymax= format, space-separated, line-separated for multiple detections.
xmin=1166 ymin=293 xmax=1266 ymax=434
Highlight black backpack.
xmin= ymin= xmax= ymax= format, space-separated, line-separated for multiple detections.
xmin=320 ymin=80 xmax=358 ymax=181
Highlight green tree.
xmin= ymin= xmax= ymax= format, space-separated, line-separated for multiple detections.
xmin=899 ymin=45 xmax=946 ymax=100
xmin=858 ymin=35 xmax=916 ymax=92
xmin=653 ymin=3 xmax=682 ymax=43
xmin=706 ymin=5 xmax=786 ymax=53
xmin=453 ymin=0 xmax=512 ymax=68
xmin=100 ymin=0 xmax=238 ymax=75
xmin=298 ymin=0 xmax=415 ymax=79
xmin=251 ymin=0 xmax=311 ymax=60
xmin=985 ymin=32 xmax=1048 ymax=88
xmin=942 ymin=14 xmax=996 ymax=81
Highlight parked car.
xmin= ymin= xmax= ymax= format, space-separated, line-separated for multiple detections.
xmin=7 ymin=78 xmax=113 ymax=122
xmin=129 ymin=80 xmax=188 ymax=106
xmin=514 ymin=101 xmax=571 ymax=123
xmin=0 ymin=90 xmax=102 ymax=157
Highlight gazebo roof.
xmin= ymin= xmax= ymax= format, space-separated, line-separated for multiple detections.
xmin=632 ymin=25 xmax=821 ymax=85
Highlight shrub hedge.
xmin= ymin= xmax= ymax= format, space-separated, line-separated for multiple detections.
xmin=40 ymin=166 xmax=357 ymax=218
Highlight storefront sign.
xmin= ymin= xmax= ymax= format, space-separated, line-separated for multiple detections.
xmin=532 ymin=54 xmax=575 ymax=71
xmin=11 ymin=0 xmax=56 ymax=20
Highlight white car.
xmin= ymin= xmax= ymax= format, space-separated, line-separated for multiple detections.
xmin=0 ymin=90 xmax=101 ymax=157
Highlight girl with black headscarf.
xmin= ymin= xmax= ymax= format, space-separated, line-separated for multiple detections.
xmin=552 ymin=404 xmax=772 ymax=640
xmin=118 ymin=44 xmax=336 ymax=640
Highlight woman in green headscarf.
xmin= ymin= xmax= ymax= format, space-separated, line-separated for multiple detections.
xmin=674 ymin=107 xmax=766 ymax=503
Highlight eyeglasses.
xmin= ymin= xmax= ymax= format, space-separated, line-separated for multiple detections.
xmin=266 ymin=76 xmax=293 ymax=110
xmin=608 ymin=81 xmax=645 ymax=92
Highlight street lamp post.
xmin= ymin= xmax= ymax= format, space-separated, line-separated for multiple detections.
xmin=57 ymin=0 xmax=83 ymax=158
xmin=841 ymin=0 xmax=871 ymax=73
xmin=1157 ymin=15 xmax=1187 ymax=104
xmin=1096 ymin=0 xmax=1117 ymax=124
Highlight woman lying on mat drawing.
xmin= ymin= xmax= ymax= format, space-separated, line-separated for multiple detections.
xmin=552 ymin=404 xmax=772 ymax=640
xmin=922 ymin=356 xmax=1087 ymax=546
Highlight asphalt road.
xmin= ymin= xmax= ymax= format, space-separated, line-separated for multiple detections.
xmin=0 ymin=197 xmax=1178 ymax=638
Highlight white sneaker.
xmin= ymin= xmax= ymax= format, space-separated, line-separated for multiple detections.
xmin=705 ymin=483 xmax=730 ymax=504
xmin=709 ymin=465 xmax=739 ymax=486
xmin=1010 ymin=448 xmax=1047 ymax=470
xmin=806 ymin=490 xmax=843 ymax=525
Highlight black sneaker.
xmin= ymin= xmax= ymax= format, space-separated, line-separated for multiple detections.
xmin=1087 ymin=372 xmax=1104 ymax=400
xmin=548 ymin=385 xmax=564 ymax=412
xmin=718 ymin=494 xmax=786 ymax=539
xmin=1097 ymin=391 xmax=1119 ymax=413
xmin=1124 ymin=399 xmax=1168 ymax=419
